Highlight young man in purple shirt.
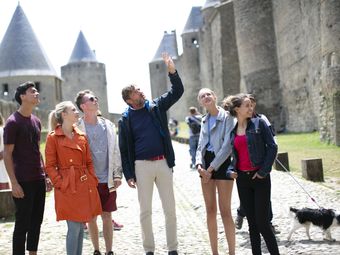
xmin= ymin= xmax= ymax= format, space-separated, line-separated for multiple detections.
xmin=3 ymin=81 xmax=52 ymax=255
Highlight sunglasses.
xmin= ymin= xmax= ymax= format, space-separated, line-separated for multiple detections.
xmin=84 ymin=96 xmax=98 ymax=103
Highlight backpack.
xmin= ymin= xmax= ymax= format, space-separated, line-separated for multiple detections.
xmin=188 ymin=116 xmax=201 ymax=135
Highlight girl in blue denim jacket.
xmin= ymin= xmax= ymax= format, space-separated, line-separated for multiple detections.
xmin=224 ymin=93 xmax=279 ymax=255
xmin=195 ymin=88 xmax=236 ymax=255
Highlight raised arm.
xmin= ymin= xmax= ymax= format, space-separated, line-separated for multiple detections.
xmin=162 ymin=52 xmax=176 ymax=74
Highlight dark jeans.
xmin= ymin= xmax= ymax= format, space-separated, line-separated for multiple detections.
xmin=189 ymin=135 xmax=199 ymax=166
xmin=236 ymin=171 xmax=279 ymax=255
xmin=237 ymin=201 xmax=273 ymax=223
xmin=13 ymin=179 xmax=46 ymax=255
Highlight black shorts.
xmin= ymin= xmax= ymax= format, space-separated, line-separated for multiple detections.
xmin=203 ymin=150 xmax=233 ymax=180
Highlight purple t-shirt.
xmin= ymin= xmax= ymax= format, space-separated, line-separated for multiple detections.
xmin=3 ymin=111 xmax=45 ymax=182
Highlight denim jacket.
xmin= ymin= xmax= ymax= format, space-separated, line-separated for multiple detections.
xmin=118 ymin=71 xmax=184 ymax=181
xmin=195 ymin=107 xmax=236 ymax=171
xmin=228 ymin=117 xmax=277 ymax=177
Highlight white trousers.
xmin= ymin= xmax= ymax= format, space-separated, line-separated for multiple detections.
xmin=135 ymin=159 xmax=178 ymax=252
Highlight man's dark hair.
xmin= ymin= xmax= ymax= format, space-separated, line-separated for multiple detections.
xmin=121 ymin=84 xmax=137 ymax=102
xmin=75 ymin=89 xmax=94 ymax=112
xmin=189 ymin=106 xmax=198 ymax=115
xmin=15 ymin=81 xmax=36 ymax=105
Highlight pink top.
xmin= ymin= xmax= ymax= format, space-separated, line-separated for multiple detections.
xmin=234 ymin=134 xmax=259 ymax=171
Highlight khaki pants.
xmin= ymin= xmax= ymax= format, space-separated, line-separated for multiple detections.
xmin=135 ymin=159 xmax=178 ymax=252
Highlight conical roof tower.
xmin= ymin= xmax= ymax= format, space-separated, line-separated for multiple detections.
xmin=0 ymin=4 xmax=62 ymax=114
xmin=0 ymin=4 xmax=57 ymax=77
xmin=182 ymin=6 xmax=203 ymax=34
xmin=68 ymin=31 xmax=97 ymax=63
xmin=61 ymin=31 xmax=109 ymax=117
xmin=202 ymin=0 xmax=220 ymax=10
xmin=151 ymin=31 xmax=178 ymax=61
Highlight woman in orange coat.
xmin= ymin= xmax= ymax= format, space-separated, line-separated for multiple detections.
xmin=45 ymin=101 xmax=102 ymax=255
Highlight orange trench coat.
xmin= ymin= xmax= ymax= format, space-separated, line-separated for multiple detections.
xmin=45 ymin=125 xmax=102 ymax=222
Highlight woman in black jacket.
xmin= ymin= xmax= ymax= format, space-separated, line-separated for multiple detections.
xmin=223 ymin=93 xmax=279 ymax=255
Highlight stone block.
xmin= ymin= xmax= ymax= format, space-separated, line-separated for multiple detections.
xmin=301 ymin=158 xmax=324 ymax=182
xmin=0 ymin=189 xmax=15 ymax=218
xmin=274 ymin=152 xmax=289 ymax=171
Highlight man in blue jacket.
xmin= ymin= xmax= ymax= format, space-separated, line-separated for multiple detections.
xmin=118 ymin=52 xmax=183 ymax=255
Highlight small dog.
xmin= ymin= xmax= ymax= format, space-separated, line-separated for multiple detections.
xmin=287 ymin=207 xmax=340 ymax=241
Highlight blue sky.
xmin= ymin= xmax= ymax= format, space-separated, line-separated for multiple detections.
xmin=0 ymin=0 xmax=205 ymax=113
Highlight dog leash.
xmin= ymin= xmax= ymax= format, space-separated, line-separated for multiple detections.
xmin=275 ymin=158 xmax=322 ymax=209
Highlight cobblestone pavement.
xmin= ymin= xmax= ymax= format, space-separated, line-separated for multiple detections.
xmin=1 ymin=141 xmax=340 ymax=254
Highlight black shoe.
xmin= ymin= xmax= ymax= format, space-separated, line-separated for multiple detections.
xmin=106 ymin=252 xmax=115 ymax=255
xmin=145 ymin=252 xmax=154 ymax=255
xmin=94 ymin=251 xmax=101 ymax=255
xmin=271 ymin=224 xmax=280 ymax=234
xmin=168 ymin=251 xmax=178 ymax=255
xmin=235 ymin=215 xmax=244 ymax=230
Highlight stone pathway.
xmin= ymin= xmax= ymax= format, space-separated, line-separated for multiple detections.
xmin=1 ymin=141 xmax=340 ymax=254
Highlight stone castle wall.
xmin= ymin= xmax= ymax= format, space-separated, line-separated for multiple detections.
xmin=150 ymin=0 xmax=340 ymax=145
xmin=0 ymin=99 xmax=50 ymax=130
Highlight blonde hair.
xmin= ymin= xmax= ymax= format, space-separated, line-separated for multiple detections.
xmin=48 ymin=101 xmax=74 ymax=132
xmin=197 ymin=88 xmax=217 ymax=102
xmin=48 ymin=111 xmax=58 ymax=132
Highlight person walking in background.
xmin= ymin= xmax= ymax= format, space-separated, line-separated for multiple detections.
xmin=195 ymin=88 xmax=236 ymax=255
xmin=75 ymin=90 xmax=123 ymax=255
xmin=0 ymin=113 xmax=10 ymax=190
xmin=45 ymin=101 xmax=102 ymax=255
xmin=3 ymin=81 xmax=52 ymax=255
xmin=185 ymin=106 xmax=202 ymax=169
xmin=232 ymin=94 xmax=279 ymax=234
xmin=118 ymin=52 xmax=183 ymax=255
xmin=224 ymin=94 xmax=279 ymax=255
xmin=168 ymin=117 xmax=179 ymax=137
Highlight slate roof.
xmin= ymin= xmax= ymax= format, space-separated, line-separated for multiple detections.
xmin=151 ymin=31 xmax=178 ymax=62
xmin=68 ymin=31 xmax=97 ymax=63
xmin=202 ymin=0 xmax=220 ymax=10
xmin=182 ymin=7 xmax=203 ymax=34
xmin=0 ymin=4 xmax=57 ymax=78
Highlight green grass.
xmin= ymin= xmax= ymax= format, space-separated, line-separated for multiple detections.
xmin=176 ymin=122 xmax=340 ymax=178
xmin=276 ymin=132 xmax=340 ymax=178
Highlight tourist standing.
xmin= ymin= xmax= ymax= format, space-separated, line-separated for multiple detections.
xmin=224 ymin=93 xmax=279 ymax=255
xmin=118 ymin=52 xmax=183 ymax=255
xmin=75 ymin=90 xmax=122 ymax=255
xmin=3 ymin=81 xmax=52 ymax=255
xmin=195 ymin=88 xmax=236 ymax=255
xmin=231 ymin=94 xmax=279 ymax=234
xmin=45 ymin=101 xmax=102 ymax=255
xmin=185 ymin=106 xmax=202 ymax=169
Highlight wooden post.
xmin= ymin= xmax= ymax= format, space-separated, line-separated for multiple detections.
xmin=301 ymin=158 xmax=324 ymax=182
xmin=0 ymin=189 xmax=15 ymax=218
xmin=274 ymin=152 xmax=289 ymax=171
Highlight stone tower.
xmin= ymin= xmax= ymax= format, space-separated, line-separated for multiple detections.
xmin=199 ymin=0 xmax=220 ymax=91
xmin=181 ymin=6 xmax=203 ymax=112
xmin=61 ymin=31 xmax=109 ymax=117
xmin=0 ymin=4 xmax=62 ymax=111
xmin=233 ymin=0 xmax=283 ymax=131
xmin=200 ymin=0 xmax=240 ymax=103
xmin=320 ymin=0 xmax=340 ymax=145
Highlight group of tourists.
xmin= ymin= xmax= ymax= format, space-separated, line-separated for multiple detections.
xmin=1 ymin=51 xmax=279 ymax=255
